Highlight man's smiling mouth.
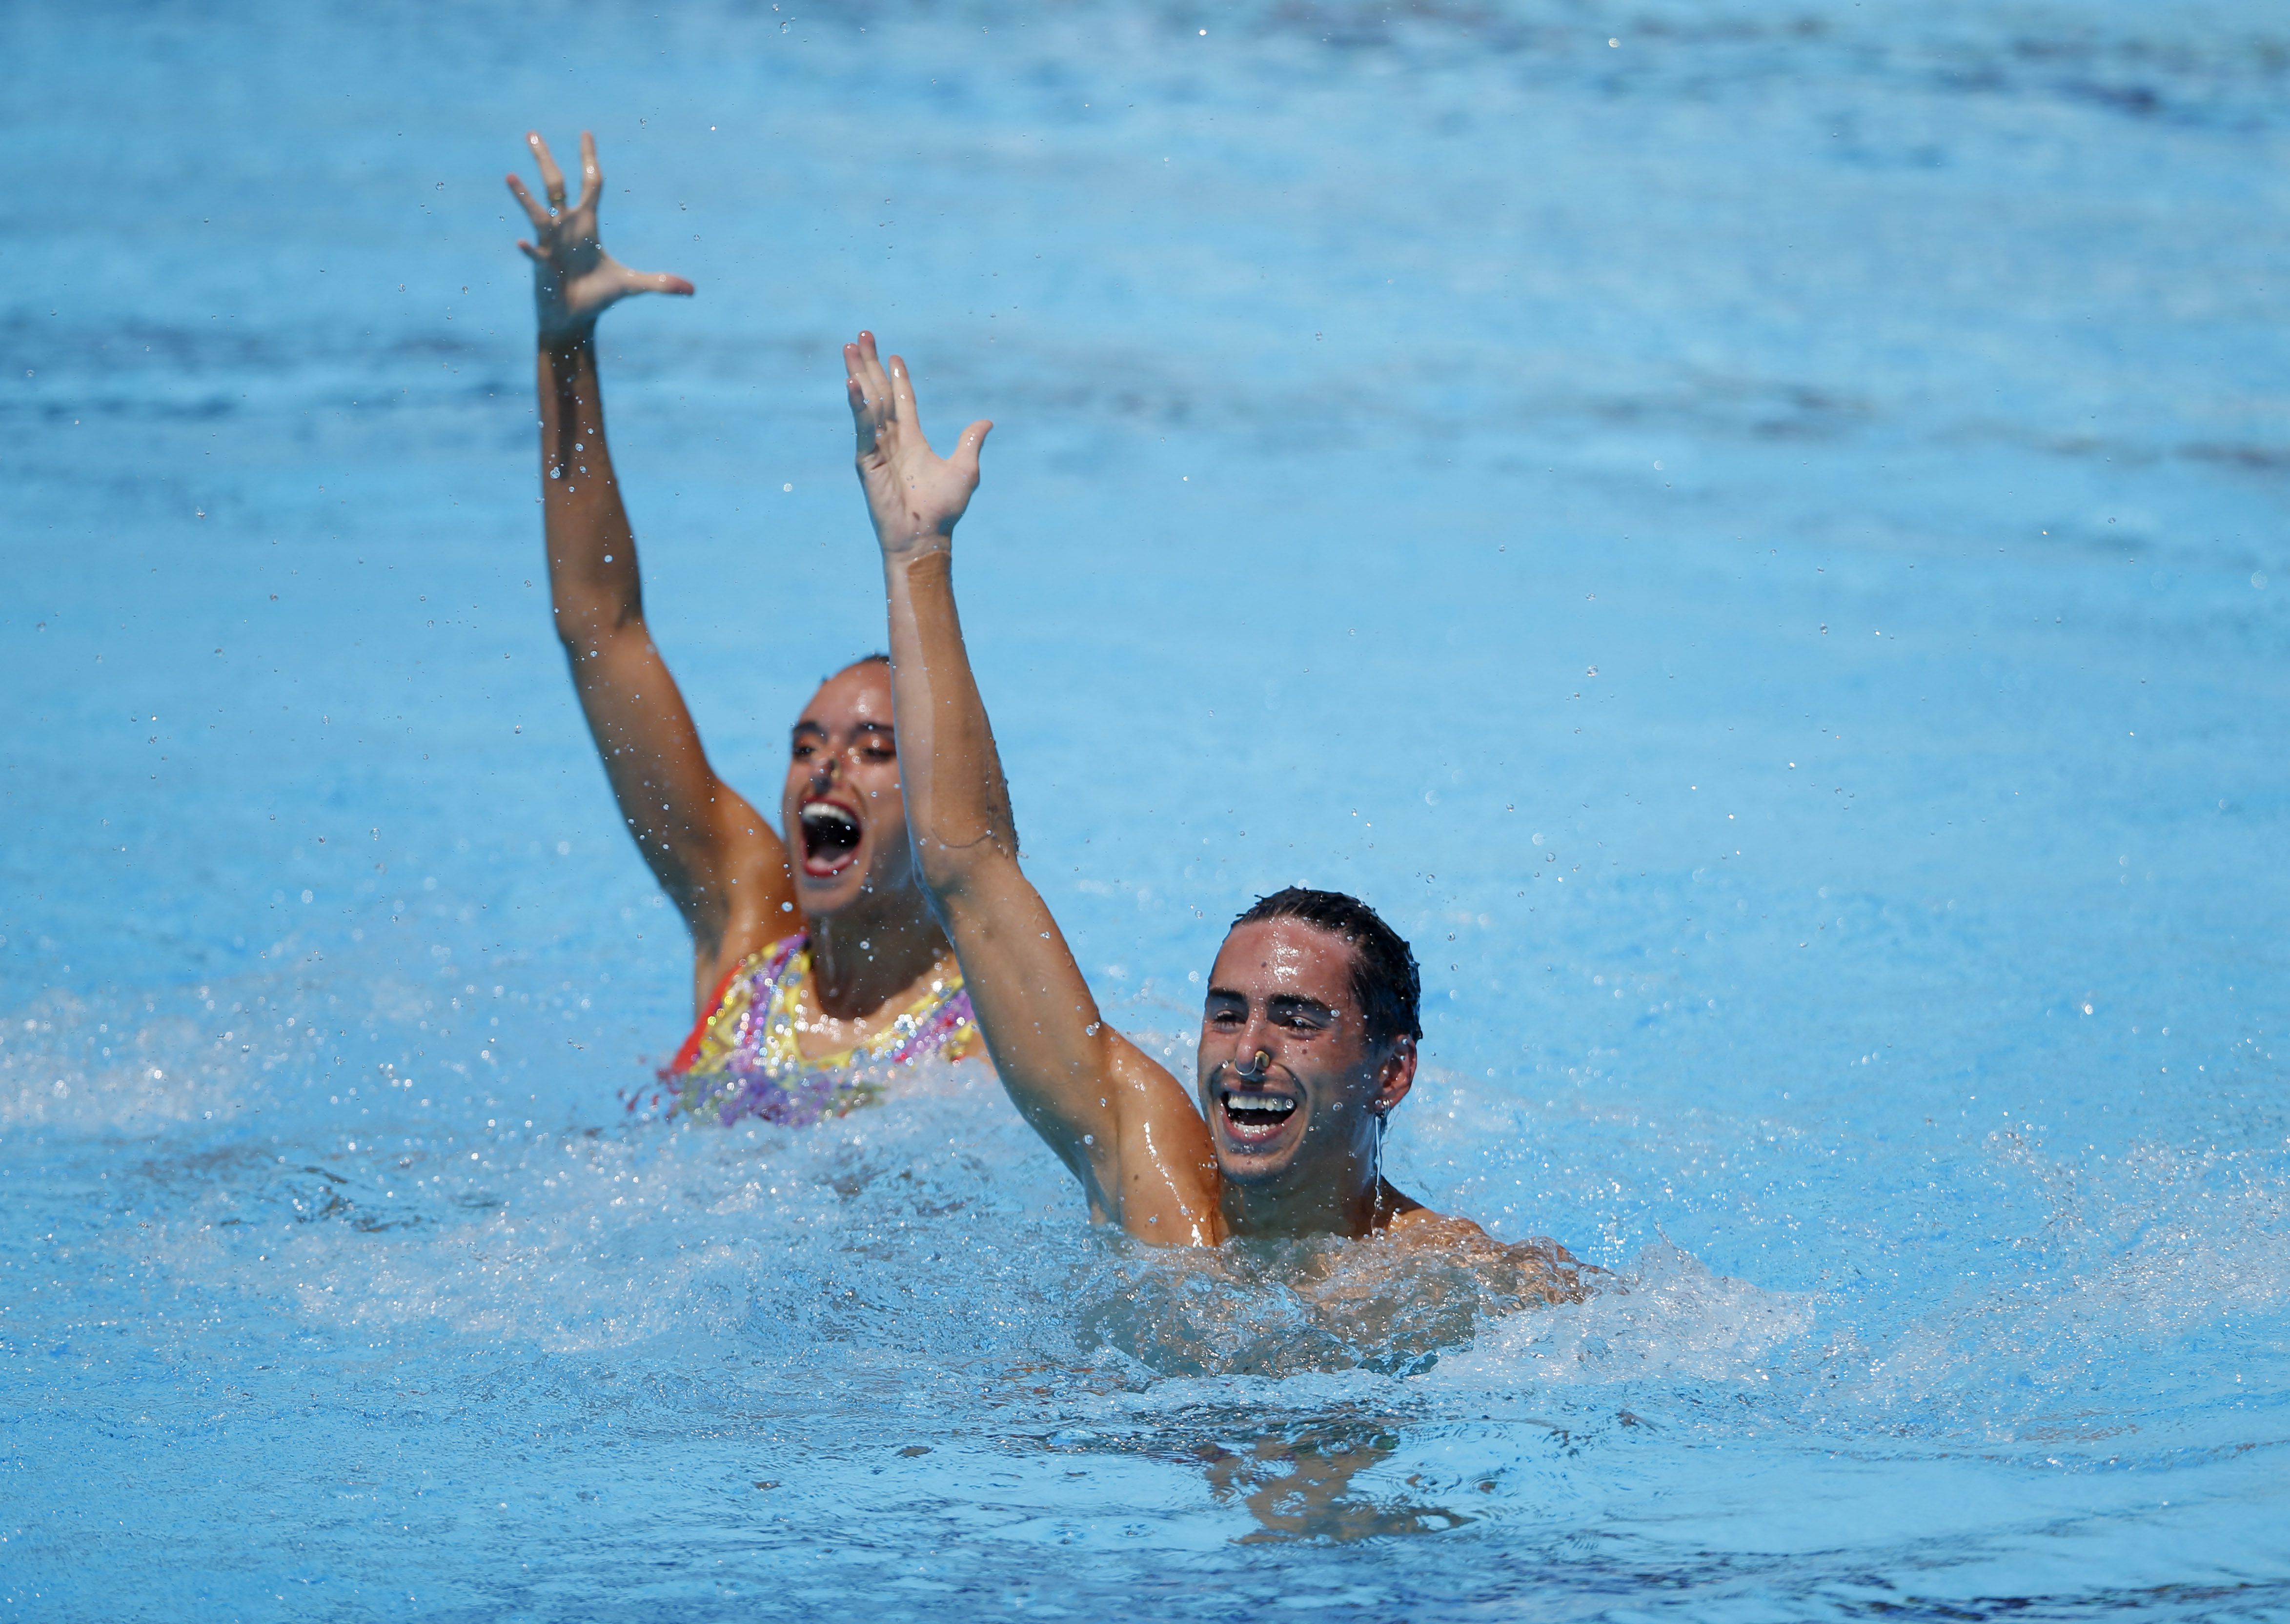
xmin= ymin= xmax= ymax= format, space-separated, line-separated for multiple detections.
xmin=1218 ymin=1087 xmax=1298 ymax=1148
xmin=798 ymin=800 xmax=863 ymax=877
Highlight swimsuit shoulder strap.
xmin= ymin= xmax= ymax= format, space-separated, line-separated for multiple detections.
xmin=756 ymin=930 xmax=809 ymax=989
xmin=663 ymin=931 xmax=809 ymax=1077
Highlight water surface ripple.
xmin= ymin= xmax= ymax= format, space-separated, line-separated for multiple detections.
xmin=2 ymin=1 xmax=2286 ymax=1618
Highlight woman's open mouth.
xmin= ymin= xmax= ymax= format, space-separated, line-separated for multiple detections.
xmin=1218 ymin=1087 xmax=1299 ymax=1150
xmin=798 ymin=800 xmax=864 ymax=878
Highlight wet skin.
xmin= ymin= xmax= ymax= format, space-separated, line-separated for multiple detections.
xmin=1198 ymin=919 xmax=1420 ymax=1231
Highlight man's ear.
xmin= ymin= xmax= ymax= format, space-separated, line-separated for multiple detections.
xmin=1374 ymin=1035 xmax=1417 ymax=1115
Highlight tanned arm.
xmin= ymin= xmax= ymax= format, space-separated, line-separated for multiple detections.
xmin=844 ymin=333 xmax=1221 ymax=1244
xmin=510 ymin=131 xmax=793 ymax=1011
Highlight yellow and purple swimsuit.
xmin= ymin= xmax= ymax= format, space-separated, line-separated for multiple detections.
xmin=646 ymin=932 xmax=981 ymax=1127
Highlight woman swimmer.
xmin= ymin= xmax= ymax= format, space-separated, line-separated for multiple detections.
xmin=507 ymin=132 xmax=978 ymax=1125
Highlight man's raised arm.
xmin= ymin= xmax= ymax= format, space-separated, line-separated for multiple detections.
xmin=844 ymin=334 xmax=1220 ymax=1243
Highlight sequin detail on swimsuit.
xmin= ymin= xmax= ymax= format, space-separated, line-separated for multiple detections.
xmin=648 ymin=933 xmax=979 ymax=1126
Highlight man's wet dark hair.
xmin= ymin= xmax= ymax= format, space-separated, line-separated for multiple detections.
xmin=1231 ymin=887 xmax=1422 ymax=1050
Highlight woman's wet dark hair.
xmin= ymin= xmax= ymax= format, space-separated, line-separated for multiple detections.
xmin=1231 ymin=887 xmax=1422 ymax=1050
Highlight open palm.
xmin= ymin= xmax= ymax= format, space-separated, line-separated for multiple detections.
xmin=507 ymin=131 xmax=692 ymax=341
xmin=846 ymin=332 xmax=992 ymax=552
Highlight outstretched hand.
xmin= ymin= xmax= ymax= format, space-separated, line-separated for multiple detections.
xmin=846 ymin=332 xmax=992 ymax=553
xmin=507 ymin=131 xmax=693 ymax=342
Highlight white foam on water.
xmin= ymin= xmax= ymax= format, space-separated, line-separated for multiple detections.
xmin=0 ymin=989 xmax=244 ymax=1131
xmin=1436 ymin=1242 xmax=1818 ymax=1390
xmin=7 ymin=0 xmax=2290 ymax=1611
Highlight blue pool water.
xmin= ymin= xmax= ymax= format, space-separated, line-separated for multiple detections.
xmin=4 ymin=1 xmax=2288 ymax=1617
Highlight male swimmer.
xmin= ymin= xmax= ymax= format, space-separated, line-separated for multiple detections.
xmin=507 ymin=133 xmax=978 ymax=1125
xmin=840 ymin=332 xmax=1583 ymax=1279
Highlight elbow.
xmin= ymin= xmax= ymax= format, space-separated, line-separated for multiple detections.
xmin=553 ymin=620 xmax=600 ymax=664
xmin=913 ymin=836 xmax=977 ymax=901
xmin=553 ymin=604 xmax=641 ymax=654
xmin=912 ymin=829 xmax=1008 ymax=903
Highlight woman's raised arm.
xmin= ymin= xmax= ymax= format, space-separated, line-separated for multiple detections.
xmin=510 ymin=131 xmax=791 ymax=1010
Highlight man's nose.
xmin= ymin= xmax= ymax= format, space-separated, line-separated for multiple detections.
xmin=1230 ymin=1020 xmax=1277 ymax=1080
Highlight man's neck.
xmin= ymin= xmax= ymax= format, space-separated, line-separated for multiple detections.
xmin=1218 ymin=1161 xmax=1406 ymax=1242
xmin=805 ymin=895 xmax=952 ymax=1021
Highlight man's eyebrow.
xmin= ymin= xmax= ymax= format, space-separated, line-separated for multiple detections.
xmin=1266 ymin=994 xmax=1337 ymax=1025
xmin=851 ymin=720 xmax=894 ymax=736
xmin=1203 ymin=986 xmax=1248 ymax=1006
xmin=791 ymin=720 xmax=828 ymax=738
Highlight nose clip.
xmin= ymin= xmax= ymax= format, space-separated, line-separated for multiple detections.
xmin=1234 ymin=1048 xmax=1273 ymax=1083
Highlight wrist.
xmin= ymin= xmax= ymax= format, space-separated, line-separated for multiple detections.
xmin=876 ymin=526 xmax=956 ymax=562
xmin=536 ymin=319 xmax=597 ymax=354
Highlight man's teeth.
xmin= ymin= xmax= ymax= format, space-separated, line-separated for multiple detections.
xmin=1223 ymin=1093 xmax=1296 ymax=1118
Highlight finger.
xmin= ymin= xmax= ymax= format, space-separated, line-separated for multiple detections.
xmin=950 ymin=419 xmax=993 ymax=481
xmin=851 ymin=332 xmax=892 ymax=411
xmin=528 ymin=131 xmax=568 ymax=206
xmin=886 ymin=353 xmax=924 ymax=437
xmin=515 ymin=240 xmax=544 ymax=263
xmin=844 ymin=348 xmax=880 ymax=449
xmin=506 ymin=174 xmax=551 ymax=231
xmin=577 ymin=130 xmax=602 ymax=212
xmin=615 ymin=262 xmax=694 ymax=298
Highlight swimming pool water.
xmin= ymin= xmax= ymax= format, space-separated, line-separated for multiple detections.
xmin=4 ymin=1 xmax=2288 ymax=1617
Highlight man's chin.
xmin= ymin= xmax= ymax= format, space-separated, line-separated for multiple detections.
xmin=1212 ymin=1141 xmax=1303 ymax=1186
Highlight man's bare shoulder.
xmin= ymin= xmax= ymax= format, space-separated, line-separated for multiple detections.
xmin=1385 ymin=1204 xmax=1489 ymax=1247
xmin=1386 ymin=1207 xmax=1598 ymax=1302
